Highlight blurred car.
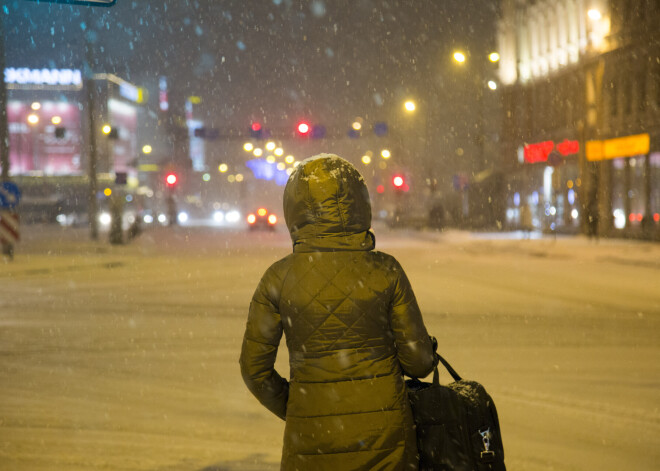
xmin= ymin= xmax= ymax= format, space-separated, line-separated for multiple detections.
xmin=246 ymin=207 xmax=278 ymax=231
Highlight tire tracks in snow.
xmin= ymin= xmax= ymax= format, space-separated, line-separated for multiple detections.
xmin=495 ymin=386 xmax=660 ymax=430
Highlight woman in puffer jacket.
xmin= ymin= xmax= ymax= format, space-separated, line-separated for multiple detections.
xmin=240 ymin=153 xmax=436 ymax=470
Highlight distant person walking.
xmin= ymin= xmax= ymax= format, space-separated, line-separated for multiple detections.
xmin=240 ymin=154 xmax=436 ymax=470
xmin=520 ymin=203 xmax=533 ymax=239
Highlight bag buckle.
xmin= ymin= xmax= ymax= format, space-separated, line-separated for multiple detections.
xmin=479 ymin=428 xmax=495 ymax=462
xmin=480 ymin=450 xmax=496 ymax=462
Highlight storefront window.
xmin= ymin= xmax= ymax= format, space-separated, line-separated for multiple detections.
xmin=628 ymin=155 xmax=645 ymax=226
xmin=651 ymin=153 xmax=660 ymax=225
xmin=611 ymin=158 xmax=626 ymax=229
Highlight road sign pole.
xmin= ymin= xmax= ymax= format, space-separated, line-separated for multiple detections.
xmin=0 ymin=211 xmax=19 ymax=261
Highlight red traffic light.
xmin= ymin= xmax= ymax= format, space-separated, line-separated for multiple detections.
xmin=392 ymin=175 xmax=409 ymax=192
xmin=251 ymin=122 xmax=262 ymax=132
xmin=165 ymin=173 xmax=178 ymax=187
xmin=297 ymin=121 xmax=310 ymax=135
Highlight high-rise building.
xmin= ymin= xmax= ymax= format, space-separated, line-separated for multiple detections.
xmin=497 ymin=0 xmax=660 ymax=238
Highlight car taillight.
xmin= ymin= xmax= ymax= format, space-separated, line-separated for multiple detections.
xmin=247 ymin=214 xmax=256 ymax=224
xmin=268 ymin=214 xmax=277 ymax=225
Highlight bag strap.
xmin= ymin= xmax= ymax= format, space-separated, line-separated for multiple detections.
xmin=433 ymin=353 xmax=463 ymax=385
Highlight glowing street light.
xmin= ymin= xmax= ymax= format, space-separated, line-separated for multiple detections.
xmin=51 ymin=116 xmax=62 ymax=125
xmin=488 ymin=80 xmax=498 ymax=90
xmin=489 ymin=52 xmax=500 ymax=63
xmin=243 ymin=142 xmax=254 ymax=152
xmin=142 ymin=144 xmax=153 ymax=154
xmin=265 ymin=141 xmax=276 ymax=151
xmin=404 ymin=100 xmax=416 ymax=112
xmin=381 ymin=149 xmax=391 ymax=159
xmin=274 ymin=147 xmax=284 ymax=156
xmin=31 ymin=102 xmax=41 ymax=111
xmin=218 ymin=163 xmax=228 ymax=173
xmin=453 ymin=51 xmax=466 ymax=63
xmin=361 ymin=155 xmax=371 ymax=165
xmin=27 ymin=114 xmax=39 ymax=125
xmin=102 ymin=124 xmax=112 ymax=135
xmin=587 ymin=8 xmax=602 ymax=20
xmin=253 ymin=148 xmax=263 ymax=157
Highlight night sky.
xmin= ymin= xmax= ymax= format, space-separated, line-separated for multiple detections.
xmin=4 ymin=0 xmax=497 ymax=133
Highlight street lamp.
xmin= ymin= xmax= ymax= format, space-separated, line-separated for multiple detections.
xmin=587 ymin=8 xmax=601 ymax=20
xmin=453 ymin=51 xmax=466 ymax=63
xmin=489 ymin=52 xmax=500 ymax=63
xmin=142 ymin=144 xmax=152 ymax=154
xmin=404 ymin=100 xmax=416 ymax=112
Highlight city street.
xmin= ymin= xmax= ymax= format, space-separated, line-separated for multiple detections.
xmin=1 ymin=224 xmax=659 ymax=471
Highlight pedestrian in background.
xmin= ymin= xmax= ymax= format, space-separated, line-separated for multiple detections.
xmin=520 ymin=202 xmax=533 ymax=239
xmin=240 ymin=153 xmax=436 ymax=470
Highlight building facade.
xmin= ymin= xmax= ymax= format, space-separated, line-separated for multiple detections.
xmin=497 ymin=0 xmax=660 ymax=238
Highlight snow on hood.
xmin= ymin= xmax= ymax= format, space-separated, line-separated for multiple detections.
xmin=283 ymin=153 xmax=373 ymax=250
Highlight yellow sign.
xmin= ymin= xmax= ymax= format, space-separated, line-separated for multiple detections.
xmin=586 ymin=133 xmax=650 ymax=161
xmin=138 ymin=164 xmax=160 ymax=172
xmin=586 ymin=141 xmax=603 ymax=161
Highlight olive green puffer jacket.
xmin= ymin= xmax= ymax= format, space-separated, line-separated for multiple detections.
xmin=240 ymin=154 xmax=435 ymax=470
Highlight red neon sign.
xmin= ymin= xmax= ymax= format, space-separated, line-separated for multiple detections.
xmin=524 ymin=141 xmax=554 ymax=163
xmin=557 ymin=139 xmax=579 ymax=156
xmin=524 ymin=139 xmax=579 ymax=163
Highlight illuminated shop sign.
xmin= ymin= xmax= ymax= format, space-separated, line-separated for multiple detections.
xmin=4 ymin=68 xmax=82 ymax=88
xmin=586 ymin=134 xmax=650 ymax=161
xmin=524 ymin=139 xmax=579 ymax=163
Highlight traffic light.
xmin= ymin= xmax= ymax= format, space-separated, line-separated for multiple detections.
xmin=165 ymin=172 xmax=178 ymax=188
xmin=296 ymin=121 xmax=311 ymax=136
xmin=392 ymin=174 xmax=409 ymax=192
xmin=102 ymin=125 xmax=119 ymax=139
xmin=249 ymin=122 xmax=263 ymax=139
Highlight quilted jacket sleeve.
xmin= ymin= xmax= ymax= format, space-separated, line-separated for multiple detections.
xmin=390 ymin=260 xmax=435 ymax=379
xmin=239 ymin=265 xmax=289 ymax=420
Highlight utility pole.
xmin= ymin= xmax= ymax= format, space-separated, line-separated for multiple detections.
xmin=84 ymin=9 xmax=99 ymax=240
xmin=0 ymin=11 xmax=9 ymax=182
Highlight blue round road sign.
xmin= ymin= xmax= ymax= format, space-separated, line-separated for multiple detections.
xmin=0 ymin=181 xmax=21 ymax=210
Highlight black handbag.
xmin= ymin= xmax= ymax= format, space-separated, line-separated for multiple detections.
xmin=406 ymin=354 xmax=506 ymax=471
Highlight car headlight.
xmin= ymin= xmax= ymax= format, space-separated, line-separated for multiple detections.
xmin=99 ymin=212 xmax=111 ymax=225
xmin=226 ymin=210 xmax=240 ymax=223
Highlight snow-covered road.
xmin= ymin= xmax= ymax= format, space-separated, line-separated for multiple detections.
xmin=1 ymin=225 xmax=659 ymax=470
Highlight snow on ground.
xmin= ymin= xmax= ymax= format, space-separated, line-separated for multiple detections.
xmin=1 ymin=224 xmax=659 ymax=470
